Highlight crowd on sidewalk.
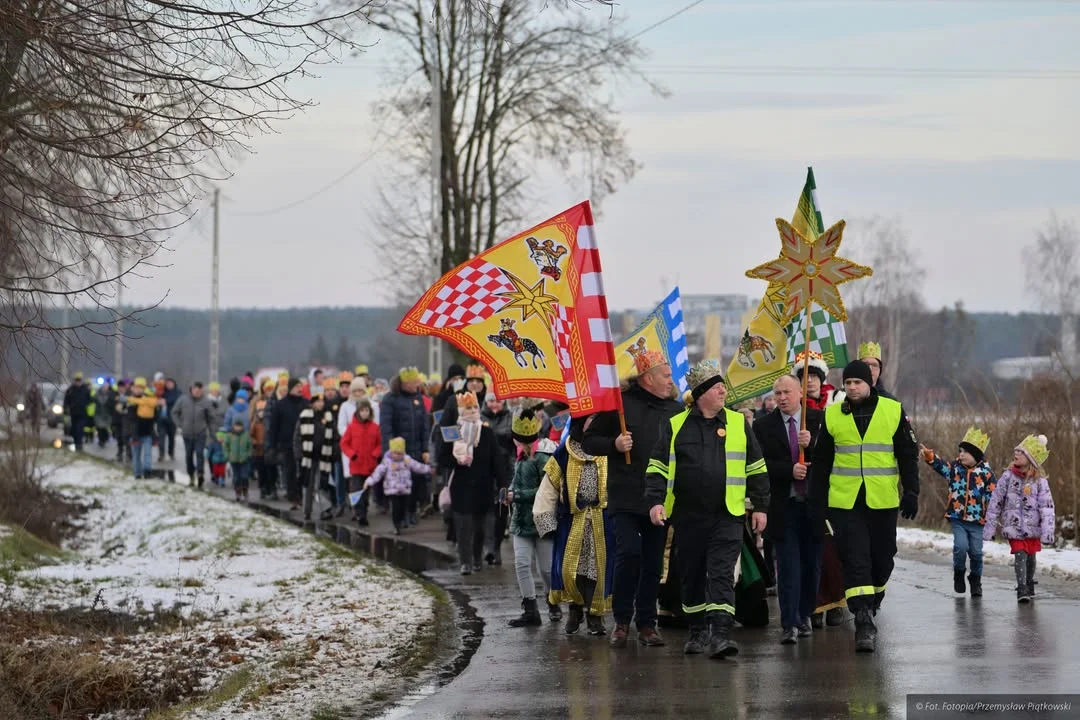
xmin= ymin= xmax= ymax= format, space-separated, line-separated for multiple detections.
xmin=44 ymin=341 xmax=1057 ymax=659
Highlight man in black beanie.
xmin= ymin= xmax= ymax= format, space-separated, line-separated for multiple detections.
xmin=809 ymin=360 xmax=919 ymax=654
xmin=269 ymin=378 xmax=309 ymax=510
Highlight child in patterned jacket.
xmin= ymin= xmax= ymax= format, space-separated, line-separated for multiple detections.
xmin=983 ymin=434 xmax=1055 ymax=603
xmin=920 ymin=427 xmax=996 ymax=597
xmin=364 ymin=437 xmax=432 ymax=534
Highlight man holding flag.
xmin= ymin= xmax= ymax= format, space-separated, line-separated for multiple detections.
xmin=583 ymin=343 xmax=683 ymax=649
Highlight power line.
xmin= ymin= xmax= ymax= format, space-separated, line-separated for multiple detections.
xmin=227 ymin=0 xmax=707 ymax=218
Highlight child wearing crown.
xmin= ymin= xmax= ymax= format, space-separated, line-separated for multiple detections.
xmin=919 ymin=427 xmax=997 ymax=597
xmin=983 ymin=434 xmax=1056 ymax=603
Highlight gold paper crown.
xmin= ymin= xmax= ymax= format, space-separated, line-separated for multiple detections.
xmin=338 ymin=371 xmax=354 ymax=383
xmin=1017 ymin=434 xmax=1049 ymax=467
xmin=133 ymin=376 xmax=147 ymax=387
xmin=388 ymin=437 xmax=406 ymax=453
xmin=466 ymin=363 xmax=486 ymax=379
xmin=278 ymin=370 xmax=290 ymax=378
xmin=418 ymin=372 xmax=428 ymax=383
xmin=458 ymin=391 xmax=479 ymax=410
xmin=427 ymin=372 xmax=442 ymax=383
xmin=687 ymin=359 xmax=725 ymax=393
xmin=399 ymin=366 xmax=421 ymax=382
xmin=355 ymin=364 xmax=370 ymax=375
xmin=858 ymin=341 xmax=882 ymax=361
xmin=961 ymin=426 xmax=990 ymax=454
xmin=625 ymin=337 xmax=667 ymax=375
xmin=512 ymin=409 xmax=543 ymax=439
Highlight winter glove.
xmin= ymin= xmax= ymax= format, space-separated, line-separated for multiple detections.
xmin=899 ymin=492 xmax=919 ymax=520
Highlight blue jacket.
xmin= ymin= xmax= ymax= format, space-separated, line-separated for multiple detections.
xmin=379 ymin=389 xmax=429 ymax=460
xmin=224 ymin=401 xmax=250 ymax=433
xmin=926 ymin=452 xmax=996 ymax=524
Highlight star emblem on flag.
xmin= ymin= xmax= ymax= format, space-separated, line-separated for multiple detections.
xmin=745 ymin=218 xmax=872 ymax=323
xmin=497 ymin=271 xmax=559 ymax=331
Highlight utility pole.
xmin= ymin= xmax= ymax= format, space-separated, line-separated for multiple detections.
xmin=114 ymin=254 xmax=123 ymax=380
xmin=210 ymin=189 xmax=220 ymax=384
xmin=427 ymin=33 xmax=443 ymax=379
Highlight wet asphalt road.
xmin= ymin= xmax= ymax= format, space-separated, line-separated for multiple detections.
xmin=69 ymin=435 xmax=1080 ymax=719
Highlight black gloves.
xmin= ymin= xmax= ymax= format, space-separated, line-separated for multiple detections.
xmin=900 ymin=492 xmax=919 ymax=520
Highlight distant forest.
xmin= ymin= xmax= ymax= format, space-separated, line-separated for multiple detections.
xmin=2 ymin=306 xmax=1067 ymax=392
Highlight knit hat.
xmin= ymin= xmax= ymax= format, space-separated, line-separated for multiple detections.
xmin=625 ymin=337 xmax=668 ymax=376
xmin=399 ymin=366 xmax=421 ymax=382
xmin=349 ymin=377 xmax=367 ymax=393
xmin=512 ymin=408 xmax=542 ymax=444
xmin=287 ymin=377 xmax=303 ymax=392
xmin=208 ymin=381 xmax=221 ymax=392
xmin=858 ymin=341 xmax=882 ymax=362
xmin=355 ymin=364 xmax=370 ymax=376
xmin=792 ymin=350 xmax=828 ymax=382
xmin=687 ymin=359 xmax=726 ymax=401
xmin=446 ymin=364 xmax=466 ymax=380
xmin=388 ymin=437 xmax=406 ymax=453
xmin=1017 ymin=434 xmax=1049 ymax=468
xmin=133 ymin=377 xmax=147 ymax=388
xmin=236 ymin=389 xmax=250 ymax=401
xmin=959 ymin=426 xmax=990 ymax=463
xmin=842 ymin=360 xmax=873 ymax=387
xmin=484 ymin=392 xmax=500 ymax=405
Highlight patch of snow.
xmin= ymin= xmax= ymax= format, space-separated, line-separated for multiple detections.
xmin=897 ymin=526 xmax=1080 ymax=580
xmin=10 ymin=458 xmax=435 ymax=718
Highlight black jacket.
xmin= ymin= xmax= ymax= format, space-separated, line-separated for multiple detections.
xmin=583 ymin=383 xmax=684 ymax=515
xmin=64 ymin=383 xmax=92 ymax=417
xmin=269 ymin=394 xmax=308 ymax=453
xmin=753 ymin=407 xmax=824 ymax=541
xmin=379 ymin=388 xmax=430 ymax=460
xmin=644 ymin=408 xmax=769 ymax=520
xmin=809 ymin=392 xmax=920 ymax=512
xmin=445 ymin=425 xmax=505 ymax=514
xmin=481 ymin=406 xmax=514 ymax=490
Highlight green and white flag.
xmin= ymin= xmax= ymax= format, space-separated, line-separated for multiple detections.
xmin=784 ymin=306 xmax=850 ymax=369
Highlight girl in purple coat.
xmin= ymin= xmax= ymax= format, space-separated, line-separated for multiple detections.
xmin=364 ymin=437 xmax=432 ymax=534
xmin=983 ymin=434 xmax=1055 ymax=603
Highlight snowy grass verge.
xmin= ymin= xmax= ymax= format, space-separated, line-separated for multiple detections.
xmin=897 ymin=526 xmax=1080 ymax=580
xmin=4 ymin=456 xmax=437 ymax=719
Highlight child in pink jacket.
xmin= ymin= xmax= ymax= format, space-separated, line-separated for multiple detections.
xmin=365 ymin=437 xmax=432 ymax=534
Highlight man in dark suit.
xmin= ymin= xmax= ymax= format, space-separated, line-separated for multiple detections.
xmin=753 ymin=374 xmax=824 ymax=645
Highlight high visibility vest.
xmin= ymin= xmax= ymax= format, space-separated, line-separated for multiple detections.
xmin=824 ymin=398 xmax=902 ymax=510
xmin=647 ymin=408 xmax=761 ymax=517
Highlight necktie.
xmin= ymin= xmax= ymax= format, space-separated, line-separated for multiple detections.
xmin=789 ymin=416 xmax=806 ymax=498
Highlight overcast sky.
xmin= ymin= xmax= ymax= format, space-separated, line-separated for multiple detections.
xmin=119 ymin=0 xmax=1080 ymax=315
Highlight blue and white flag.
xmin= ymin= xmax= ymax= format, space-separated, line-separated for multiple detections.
xmin=615 ymin=287 xmax=690 ymax=392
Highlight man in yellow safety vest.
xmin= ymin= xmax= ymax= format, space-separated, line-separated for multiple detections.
xmin=645 ymin=359 xmax=769 ymax=660
xmin=810 ymin=360 xmax=919 ymax=654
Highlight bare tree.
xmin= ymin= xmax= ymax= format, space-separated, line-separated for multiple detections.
xmin=357 ymin=0 xmax=661 ymax=302
xmin=845 ymin=216 xmax=926 ymax=395
xmin=1025 ymin=212 xmax=1080 ymax=367
xmin=1 ymin=0 xmax=368 ymax=387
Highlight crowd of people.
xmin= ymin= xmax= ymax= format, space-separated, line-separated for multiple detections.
xmin=48 ymin=341 xmax=1057 ymax=658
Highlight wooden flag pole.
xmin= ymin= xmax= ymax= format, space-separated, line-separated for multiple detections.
xmin=798 ymin=303 xmax=812 ymax=464
xmin=618 ymin=410 xmax=632 ymax=465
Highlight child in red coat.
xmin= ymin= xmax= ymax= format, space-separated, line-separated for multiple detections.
xmin=339 ymin=399 xmax=382 ymax=526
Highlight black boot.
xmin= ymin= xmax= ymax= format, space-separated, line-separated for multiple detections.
xmin=953 ymin=569 xmax=966 ymax=594
xmin=683 ymin=625 xmax=709 ymax=655
xmin=509 ymin=598 xmax=542 ymax=628
xmin=968 ymin=574 xmax=982 ymax=597
xmin=586 ymin=614 xmax=606 ymax=636
xmin=1015 ymin=552 xmax=1031 ymax=603
xmin=547 ymin=602 xmax=562 ymax=622
xmin=1026 ymin=553 xmax=1037 ymax=599
xmin=854 ymin=608 xmax=877 ymax=653
xmin=565 ymin=604 xmax=584 ymax=635
xmin=707 ymin=612 xmax=738 ymax=659
xmin=826 ymin=607 xmax=846 ymax=625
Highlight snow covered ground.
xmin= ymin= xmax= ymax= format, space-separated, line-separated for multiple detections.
xmin=897 ymin=526 xmax=1080 ymax=580
xmin=7 ymin=458 xmax=436 ymax=719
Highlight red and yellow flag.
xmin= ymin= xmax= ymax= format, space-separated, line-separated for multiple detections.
xmin=398 ymin=202 xmax=621 ymax=416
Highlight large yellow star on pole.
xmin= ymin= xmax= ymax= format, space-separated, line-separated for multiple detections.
xmin=745 ymin=218 xmax=872 ymax=323
xmin=497 ymin=270 xmax=559 ymax=330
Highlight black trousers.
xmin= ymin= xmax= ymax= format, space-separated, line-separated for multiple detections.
xmin=281 ymin=450 xmax=300 ymax=503
xmin=390 ymin=495 xmax=409 ymax=528
xmin=453 ymin=511 xmax=487 ymax=567
xmin=612 ymin=511 xmax=667 ymax=629
xmin=828 ymin=499 xmax=898 ymax=612
xmin=675 ymin=513 xmax=744 ymax=629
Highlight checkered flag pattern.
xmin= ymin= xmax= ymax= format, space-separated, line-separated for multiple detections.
xmin=784 ymin=307 xmax=849 ymax=365
xmin=551 ymin=303 xmax=574 ymax=371
xmin=418 ymin=261 xmax=515 ymax=329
